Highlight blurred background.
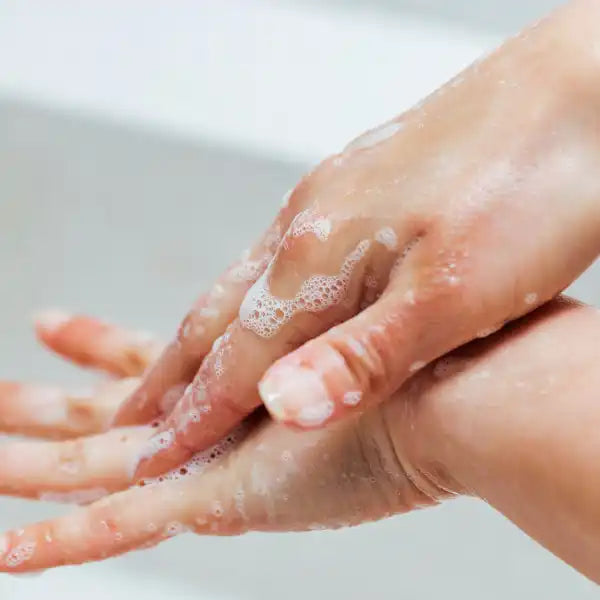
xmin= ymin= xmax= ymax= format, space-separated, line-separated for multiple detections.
xmin=1 ymin=0 xmax=598 ymax=598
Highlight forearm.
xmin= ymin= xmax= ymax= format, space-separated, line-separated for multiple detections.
xmin=398 ymin=299 xmax=600 ymax=581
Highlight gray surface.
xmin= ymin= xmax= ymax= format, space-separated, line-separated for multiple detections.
xmin=0 ymin=99 xmax=598 ymax=598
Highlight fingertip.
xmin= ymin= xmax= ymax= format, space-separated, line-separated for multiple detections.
xmin=32 ymin=309 xmax=71 ymax=335
xmin=258 ymin=331 xmax=377 ymax=430
xmin=259 ymin=363 xmax=337 ymax=429
xmin=0 ymin=529 xmax=42 ymax=572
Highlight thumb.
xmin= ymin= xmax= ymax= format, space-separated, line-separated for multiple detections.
xmin=257 ymin=291 xmax=427 ymax=430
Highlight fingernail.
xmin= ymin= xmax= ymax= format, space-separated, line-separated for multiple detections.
xmin=29 ymin=387 xmax=68 ymax=426
xmin=33 ymin=309 xmax=71 ymax=331
xmin=259 ymin=365 xmax=334 ymax=428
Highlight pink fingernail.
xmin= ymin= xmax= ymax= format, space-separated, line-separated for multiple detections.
xmin=259 ymin=365 xmax=334 ymax=428
xmin=27 ymin=386 xmax=68 ymax=426
xmin=33 ymin=309 xmax=71 ymax=331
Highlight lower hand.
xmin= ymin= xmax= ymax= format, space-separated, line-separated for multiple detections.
xmin=116 ymin=0 xmax=600 ymax=481
xmin=2 ymin=297 xmax=600 ymax=583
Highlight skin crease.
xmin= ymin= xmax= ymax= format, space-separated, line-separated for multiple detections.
xmin=1 ymin=299 xmax=600 ymax=583
xmin=111 ymin=0 xmax=600 ymax=479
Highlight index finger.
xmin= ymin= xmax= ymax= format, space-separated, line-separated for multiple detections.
xmin=34 ymin=311 xmax=163 ymax=378
xmin=0 ymin=425 xmax=250 ymax=571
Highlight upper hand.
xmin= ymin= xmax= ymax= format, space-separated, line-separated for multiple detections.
xmin=117 ymin=0 xmax=600 ymax=480
xmin=4 ymin=296 xmax=600 ymax=581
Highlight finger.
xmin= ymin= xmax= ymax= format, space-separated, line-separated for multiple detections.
xmin=256 ymin=233 xmax=473 ymax=429
xmin=0 ymin=392 xmax=440 ymax=573
xmin=0 ymin=298 xmax=588 ymax=572
xmin=0 ymin=378 xmax=139 ymax=439
xmin=34 ymin=310 xmax=163 ymax=377
xmin=0 ymin=484 xmax=184 ymax=571
xmin=132 ymin=227 xmax=385 ymax=478
xmin=0 ymin=424 xmax=250 ymax=571
xmin=0 ymin=426 xmax=151 ymax=501
xmin=256 ymin=293 xmax=406 ymax=428
xmin=113 ymin=190 xmax=305 ymax=427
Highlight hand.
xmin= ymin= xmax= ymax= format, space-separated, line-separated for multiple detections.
xmin=0 ymin=312 xmax=446 ymax=570
xmin=116 ymin=0 xmax=600 ymax=479
xmin=3 ymin=297 xmax=600 ymax=583
xmin=0 ymin=313 xmax=162 ymax=501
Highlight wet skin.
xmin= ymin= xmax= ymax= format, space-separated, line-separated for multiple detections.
xmin=2 ymin=298 xmax=600 ymax=582
xmin=109 ymin=0 xmax=600 ymax=481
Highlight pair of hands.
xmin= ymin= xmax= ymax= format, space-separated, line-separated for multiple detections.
xmin=3 ymin=296 xmax=599 ymax=581
xmin=2 ymin=0 xmax=600 ymax=580
xmin=0 ymin=311 xmax=446 ymax=570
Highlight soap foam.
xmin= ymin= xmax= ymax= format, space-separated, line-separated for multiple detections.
xmin=239 ymin=240 xmax=371 ymax=338
xmin=141 ymin=425 xmax=246 ymax=486
xmin=374 ymin=227 xmax=398 ymax=250
xmin=288 ymin=208 xmax=331 ymax=242
xmin=4 ymin=540 xmax=36 ymax=568
xmin=342 ymin=391 xmax=362 ymax=406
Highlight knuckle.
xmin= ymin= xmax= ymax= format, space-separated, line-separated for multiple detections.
xmin=176 ymin=308 xmax=208 ymax=346
xmin=118 ymin=347 xmax=148 ymax=377
xmin=66 ymin=398 xmax=98 ymax=433
xmin=427 ymin=246 xmax=469 ymax=297
xmin=272 ymin=230 xmax=369 ymax=308
xmin=327 ymin=327 xmax=390 ymax=398
xmin=406 ymin=245 xmax=471 ymax=321
xmin=276 ymin=227 xmax=327 ymax=269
